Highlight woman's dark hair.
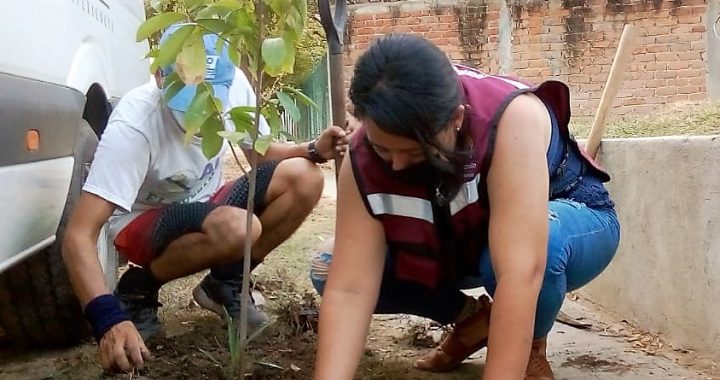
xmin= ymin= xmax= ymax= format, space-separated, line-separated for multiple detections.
xmin=349 ymin=34 xmax=466 ymax=197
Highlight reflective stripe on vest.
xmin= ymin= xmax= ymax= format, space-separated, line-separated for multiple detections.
xmin=367 ymin=174 xmax=482 ymax=223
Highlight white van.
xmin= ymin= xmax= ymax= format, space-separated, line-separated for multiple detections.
xmin=0 ymin=0 xmax=148 ymax=347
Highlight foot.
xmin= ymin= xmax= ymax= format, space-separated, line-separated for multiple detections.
xmin=114 ymin=267 xmax=164 ymax=341
xmin=525 ymin=338 xmax=555 ymax=380
xmin=192 ymin=274 xmax=269 ymax=330
xmin=414 ymin=295 xmax=492 ymax=372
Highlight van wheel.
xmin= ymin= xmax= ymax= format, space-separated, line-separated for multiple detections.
xmin=0 ymin=121 xmax=117 ymax=347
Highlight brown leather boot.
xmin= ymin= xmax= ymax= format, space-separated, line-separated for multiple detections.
xmin=525 ymin=338 xmax=555 ymax=380
xmin=414 ymin=295 xmax=492 ymax=372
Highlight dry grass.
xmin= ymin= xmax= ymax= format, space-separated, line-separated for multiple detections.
xmin=570 ymin=101 xmax=720 ymax=139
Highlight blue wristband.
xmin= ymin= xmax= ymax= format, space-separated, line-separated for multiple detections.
xmin=83 ymin=294 xmax=130 ymax=342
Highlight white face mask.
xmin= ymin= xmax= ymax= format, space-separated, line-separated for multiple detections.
xmin=170 ymin=109 xmax=186 ymax=130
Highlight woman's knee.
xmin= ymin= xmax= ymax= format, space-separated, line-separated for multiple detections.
xmin=203 ymin=206 xmax=262 ymax=261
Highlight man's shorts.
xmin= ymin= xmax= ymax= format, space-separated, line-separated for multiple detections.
xmin=114 ymin=161 xmax=278 ymax=266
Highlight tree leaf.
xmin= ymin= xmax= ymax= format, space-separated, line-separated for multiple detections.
xmin=263 ymin=104 xmax=283 ymax=135
xmin=201 ymin=116 xmax=225 ymax=159
xmin=164 ymin=79 xmax=186 ymax=103
xmin=197 ymin=4 xmax=235 ymax=19
xmin=145 ymin=49 xmax=159 ymax=59
xmin=175 ymin=31 xmax=207 ymax=85
xmin=197 ymin=18 xmax=230 ymax=35
xmin=276 ymin=91 xmax=300 ymax=122
xmin=136 ymin=12 xmax=187 ymax=42
xmin=229 ymin=107 xmax=256 ymax=133
xmin=185 ymin=0 xmax=206 ymax=11
xmin=155 ymin=24 xmax=195 ymax=69
xmin=261 ymin=37 xmax=288 ymax=74
xmin=218 ymin=131 xmax=250 ymax=145
xmin=185 ymin=90 xmax=212 ymax=138
xmin=254 ymin=135 xmax=273 ymax=155
xmin=282 ymin=86 xmax=317 ymax=109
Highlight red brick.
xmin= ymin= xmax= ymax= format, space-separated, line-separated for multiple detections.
xmin=636 ymin=53 xmax=656 ymax=62
xmin=654 ymin=34 xmax=679 ymax=43
xmin=688 ymin=93 xmax=707 ymax=101
xmin=654 ymin=17 xmax=679 ymax=27
xmin=667 ymin=61 xmax=690 ymax=70
xmin=644 ymin=79 xmax=667 ymax=88
xmin=676 ymin=33 xmax=702 ymax=42
xmin=622 ymin=97 xmax=645 ymax=106
xmin=655 ymin=71 xmax=677 ymax=79
xmin=677 ymin=68 xmax=706 ymax=78
xmin=655 ymin=52 xmax=679 ymax=62
xmin=667 ymin=78 xmax=690 ymax=87
xmin=671 ymin=24 xmax=695 ymax=34
xmin=656 ymin=86 xmax=678 ymax=96
xmin=691 ymin=25 xmax=706 ymax=33
xmin=688 ymin=77 xmax=706 ymax=86
xmin=644 ymin=62 xmax=668 ymax=71
xmin=634 ymin=88 xmax=656 ymax=97
xmin=690 ymin=40 xmax=706 ymax=50
xmin=678 ymin=85 xmax=701 ymax=94
xmin=646 ymin=26 xmax=671 ymax=36
xmin=646 ymin=44 xmax=669 ymax=53
xmin=680 ymin=0 xmax=706 ymax=6
xmin=668 ymin=94 xmax=690 ymax=102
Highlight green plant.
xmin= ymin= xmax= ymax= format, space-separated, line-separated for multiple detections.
xmin=138 ymin=0 xmax=315 ymax=376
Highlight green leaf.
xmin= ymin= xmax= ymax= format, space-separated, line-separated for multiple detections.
xmin=197 ymin=4 xmax=235 ymax=19
xmin=136 ymin=12 xmax=187 ymax=42
xmin=255 ymin=135 xmax=273 ymax=155
xmin=145 ymin=49 xmax=159 ymax=59
xmin=282 ymin=86 xmax=317 ymax=109
xmin=184 ymin=0 xmax=205 ymax=11
xmin=175 ymin=31 xmax=206 ymax=85
xmin=276 ymin=91 xmax=300 ymax=122
xmin=164 ymin=79 xmax=186 ymax=103
xmin=225 ymin=9 xmax=256 ymax=36
xmin=155 ymin=24 xmax=195 ymax=69
xmin=197 ymin=18 xmax=230 ymax=35
xmin=285 ymin=6 xmax=304 ymax=41
xmin=227 ymin=35 xmax=242 ymax=68
xmin=266 ymin=0 xmax=293 ymax=18
xmin=229 ymin=107 xmax=256 ymax=133
xmin=261 ymin=37 xmax=289 ymax=74
xmin=184 ymin=89 xmax=212 ymax=139
xmin=201 ymin=116 xmax=225 ymax=158
xmin=263 ymin=104 xmax=283 ymax=135
xmin=149 ymin=0 xmax=163 ymax=12
xmin=218 ymin=131 xmax=250 ymax=145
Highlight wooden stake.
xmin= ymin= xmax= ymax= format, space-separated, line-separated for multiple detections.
xmin=585 ymin=24 xmax=638 ymax=159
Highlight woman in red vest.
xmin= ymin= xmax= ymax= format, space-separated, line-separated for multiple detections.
xmin=312 ymin=34 xmax=620 ymax=380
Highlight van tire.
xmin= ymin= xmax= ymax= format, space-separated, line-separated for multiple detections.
xmin=0 ymin=121 xmax=113 ymax=347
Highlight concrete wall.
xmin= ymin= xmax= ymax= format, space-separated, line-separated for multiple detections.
xmin=579 ymin=136 xmax=720 ymax=357
xmin=344 ymin=0 xmax=710 ymax=119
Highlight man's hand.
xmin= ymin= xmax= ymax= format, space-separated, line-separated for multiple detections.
xmin=99 ymin=321 xmax=152 ymax=372
xmin=315 ymin=121 xmax=357 ymax=160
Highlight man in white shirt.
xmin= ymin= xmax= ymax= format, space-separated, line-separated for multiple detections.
xmin=62 ymin=25 xmax=349 ymax=372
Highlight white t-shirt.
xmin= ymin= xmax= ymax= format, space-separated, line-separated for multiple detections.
xmin=84 ymin=69 xmax=269 ymax=241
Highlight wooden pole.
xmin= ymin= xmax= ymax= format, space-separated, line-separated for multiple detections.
xmin=585 ymin=24 xmax=638 ymax=159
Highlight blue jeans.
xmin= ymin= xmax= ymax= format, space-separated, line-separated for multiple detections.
xmin=311 ymin=199 xmax=620 ymax=338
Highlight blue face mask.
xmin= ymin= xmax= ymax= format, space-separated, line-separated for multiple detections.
xmin=170 ymin=109 xmax=186 ymax=130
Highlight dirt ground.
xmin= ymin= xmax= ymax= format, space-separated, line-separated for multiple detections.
xmin=0 ymin=156 xmax=718 ymax=379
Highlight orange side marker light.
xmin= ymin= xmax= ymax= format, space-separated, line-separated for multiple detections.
xmin=26 ymin=130 xmax=40 ymax=152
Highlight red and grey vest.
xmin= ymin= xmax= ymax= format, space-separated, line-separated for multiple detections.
xmin=349 ymin=64 xmax=610 ymax=289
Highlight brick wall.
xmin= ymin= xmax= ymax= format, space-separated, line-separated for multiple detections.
xmin=343 ymin=0 xmax=711 ymax=119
